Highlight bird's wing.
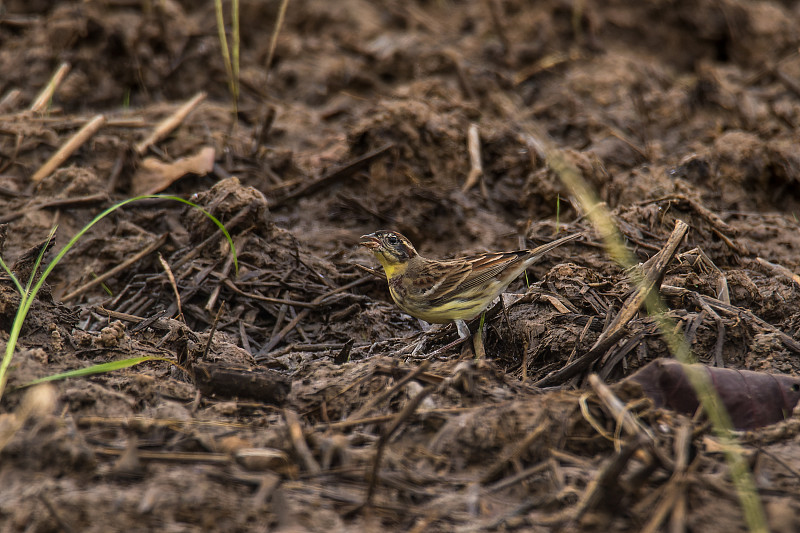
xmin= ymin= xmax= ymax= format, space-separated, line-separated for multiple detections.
xmin=454 ymin=234 xmax=582 ymax=294
xmin=447 ymin=252 xmax=529 ymax=295
xmin=412 ymin=253 xmax=527 ymax=304
xmin=409 ymin=233 xmax=582 ymax=305
xmin=408 ymin=259 xmax=473 ymax=301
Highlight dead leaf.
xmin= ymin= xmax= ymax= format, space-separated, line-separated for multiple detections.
xmin=132 ymin=146 xmax=216 ymax=195
xmin=626 ymin=359 xmax=800 ymax=430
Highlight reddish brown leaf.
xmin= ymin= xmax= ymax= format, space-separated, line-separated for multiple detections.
xmin=626 ymin=359 xmax=800 ymax=430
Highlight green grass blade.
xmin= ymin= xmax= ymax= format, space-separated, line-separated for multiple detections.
xmin=556 ymin=193 xmax=561 ymax=233
xmin=1 ymin=297 xmax=29 ymax=394
xmin=91 ymin=272 xmax=114 ymax=296
xmin=265 ymin=0 xmax=290 ymax=73
xmin=19 ymin=356 xmax=174 ymax=388
xmin=214 ymin=0 xmax=237 ymax=113
xmin=28 ymin=195 xmax=237 ymax=309
xmin=214 ymin=0 xmax=233 ymax=82
xmin=0 ymin=228 xmax=58 ymax=393
xmin=475 ymin=311 xmax=487 ymax=360
xmin=232 ymin=0 xmax=240 ymax=104
xmin=155 ymin=195 xmax=238 ymax=274
xmin=0 ymin=255 xmax=24 ymax=295
xmin=22 ymin=225 xmax=57 ymax=296
xmin=0 ymin=193 xmax=236 ymax=399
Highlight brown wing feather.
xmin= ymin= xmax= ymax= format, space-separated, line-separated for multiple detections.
xmin=413 ymin=259 xmax=473 ymax=301
xmin=447 ymin=252 xmax=528 ymax=294
xmin=408 ymin=252 xmax=527 ymax=306
xmin=455 ymin=233 xmax=582 ymax=296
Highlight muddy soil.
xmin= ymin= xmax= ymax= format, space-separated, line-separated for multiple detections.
xmin=2 ymin=0 xmax=800 ymax=531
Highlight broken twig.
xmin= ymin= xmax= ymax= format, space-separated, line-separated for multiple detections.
xmin=31 ymin=114 xmax=106 ymax=182
xmin=135 ymin=92 xmax=206 ymax=154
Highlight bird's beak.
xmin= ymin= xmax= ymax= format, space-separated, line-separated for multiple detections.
xmin=359 ymin=234 xmax=380 ymax=249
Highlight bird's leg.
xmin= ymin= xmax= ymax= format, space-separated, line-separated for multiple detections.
xmin=411 ymin=320 xmax=474 ymax=359
xmin=423 ymin=320 xmax=471 ymax=359
xmin=411 ymin=319 xmax=436 ymax=355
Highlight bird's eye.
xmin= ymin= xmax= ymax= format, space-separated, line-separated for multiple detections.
xmin=387 ymin=234 xmax=399 ymax=245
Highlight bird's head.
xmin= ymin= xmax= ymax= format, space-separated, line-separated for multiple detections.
xmin=359 ymin=230 xmax=418 ymax=275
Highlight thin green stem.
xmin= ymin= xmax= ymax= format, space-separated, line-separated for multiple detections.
xmin=546 ymin=148 xmax=767 ymax=532
xmin=214 ymin=0 xmax=237 ymax=114
xmin=0 ymin=256 xmax=24 ymax=295
xmin=556 ymin=193 xmax=561 ymax=233
xmin=18 ymin=356 xmax=175 ymax=388
xmin=232 ymin=0 xmax=240 ymax=105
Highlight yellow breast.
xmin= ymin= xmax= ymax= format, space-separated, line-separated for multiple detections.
xmin=377 ymin=254 xmax=408 ymax=279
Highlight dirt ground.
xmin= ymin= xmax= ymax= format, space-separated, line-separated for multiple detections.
xmin=2 ymin=0 xmax=800 ymax=531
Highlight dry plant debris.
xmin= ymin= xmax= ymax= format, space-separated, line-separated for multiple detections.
xmin=1 ymin=0 xmax=800 ymax=531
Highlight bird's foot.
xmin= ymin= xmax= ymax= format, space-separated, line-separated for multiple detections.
xmin=425 ymin=335 xmax=470 ymax=359
xmin=408 ymin=320 xmax=475 ymax=359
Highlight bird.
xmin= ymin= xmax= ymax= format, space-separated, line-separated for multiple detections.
xmin=359 ymin=230 xmax=581 ymax=340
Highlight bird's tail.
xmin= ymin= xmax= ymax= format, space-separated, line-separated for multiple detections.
xmin=524 ymin=232 xmax=582 ymax=265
